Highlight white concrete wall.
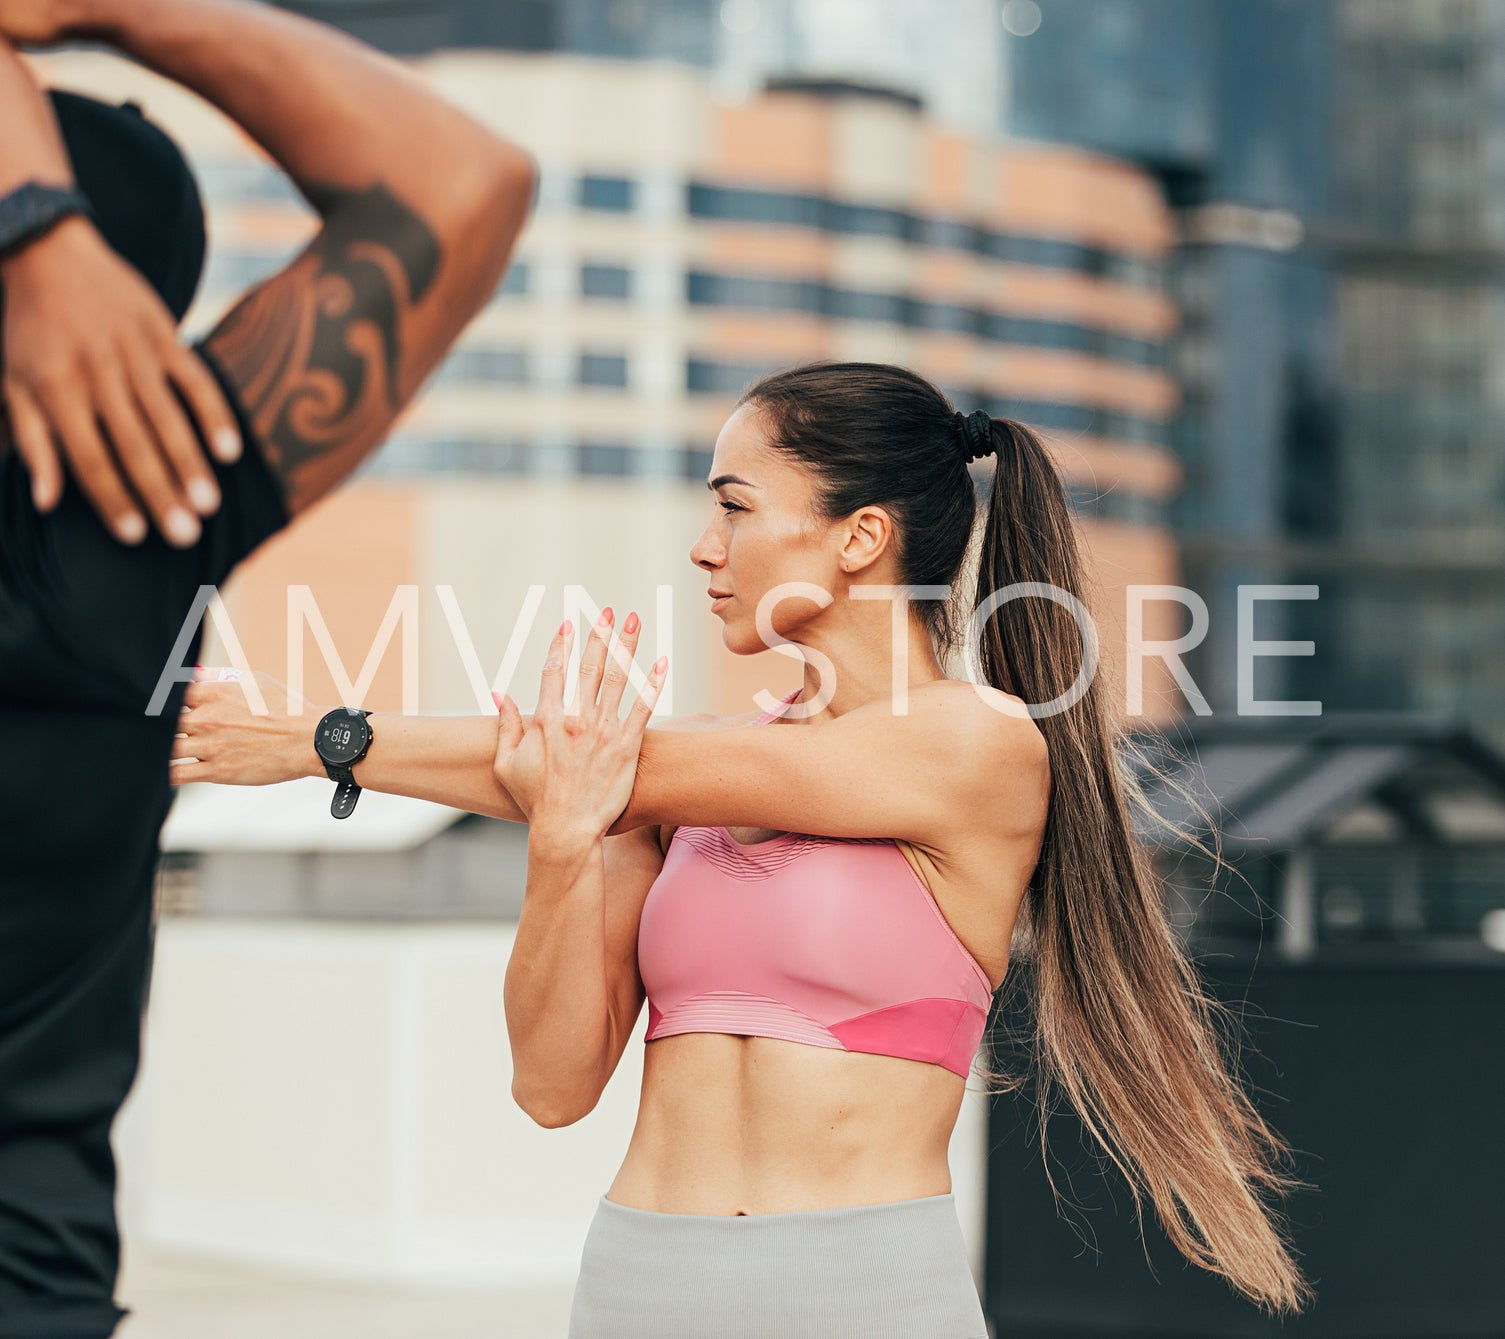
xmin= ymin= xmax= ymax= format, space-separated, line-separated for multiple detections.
xmin=117 ymin=920 xmax=992 ymax=1293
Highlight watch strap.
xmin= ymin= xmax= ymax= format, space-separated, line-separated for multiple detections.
xmin=330 ymin=778 xmax=362 ymax=820
xmin=0 ymin=182 xmax=94 ymax=264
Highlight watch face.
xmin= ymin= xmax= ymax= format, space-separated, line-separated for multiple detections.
xmin=316 ymin=709 xmax=371 ymax=765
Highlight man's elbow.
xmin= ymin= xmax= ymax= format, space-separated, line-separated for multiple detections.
xmin=464 ymin=142 xmax=537 ymax=236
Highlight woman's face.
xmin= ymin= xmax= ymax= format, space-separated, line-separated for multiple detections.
xmin=689 ymin=402 xmax=841 ymax=655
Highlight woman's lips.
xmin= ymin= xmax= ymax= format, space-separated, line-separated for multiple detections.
xmin=710 ymin=594 xmax=732 ymax=613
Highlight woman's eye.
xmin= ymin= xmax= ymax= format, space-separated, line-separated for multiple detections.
xmin=718 ymin=500 xmax=744 ymax=513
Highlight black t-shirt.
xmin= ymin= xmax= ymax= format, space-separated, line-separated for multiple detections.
xmin=0 ymin=342 xmax=290 ymax=1009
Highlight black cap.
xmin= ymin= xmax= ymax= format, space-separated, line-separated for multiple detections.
xmin=48 ymin=88 xmax=207 ymax=325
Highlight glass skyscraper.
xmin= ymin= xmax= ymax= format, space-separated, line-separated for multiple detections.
xmin=1010 ymin=0 xmax=1505 ymax=742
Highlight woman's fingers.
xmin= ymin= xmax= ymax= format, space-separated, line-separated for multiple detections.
xmin=535 ymin=618 xmax=573 ymax=722
xmin=597 ymin=609 xmax=641 ymax=718
xmin=169 ymin=733 xmax=206 ymax=762
xmin=626 ymin=654 xmax=668 ymax=736
xmin=491 ymin=690 xmax=525 ymax=751
xmin=572 ymin=606 xmax=614 ymax=716
xmin=181 ymin=678 xmax=232 ymax=710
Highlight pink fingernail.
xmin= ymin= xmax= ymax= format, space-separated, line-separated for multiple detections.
xmin=653 ymin=655 xmax=668 ymax=675
xmin=490 ymin=691 xmax=504 ymax=711
xmin=559 ymin=618 xmax=572 ymax=636
xmin=624 ymin=611 xmax=640 ymax=634
xmin=599 ymin=606 xmax=613 ymax=626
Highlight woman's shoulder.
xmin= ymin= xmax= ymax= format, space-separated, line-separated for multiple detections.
xmin=876 ymin=679 xmax=1049 ymax=810
xmin=870 ymin=678 xmax=1043 ymax=744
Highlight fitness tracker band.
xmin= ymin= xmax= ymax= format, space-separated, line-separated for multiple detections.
xmin=0 ymin=182 xmax=94 ymax=265
xmin=313 ymin=706 xmax=374 ymax=820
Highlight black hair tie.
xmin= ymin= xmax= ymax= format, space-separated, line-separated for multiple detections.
xmin=952 ymin=408 xmax=997 ymax=463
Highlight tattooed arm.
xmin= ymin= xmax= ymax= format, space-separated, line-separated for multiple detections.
xmin=88 ymin=0 xmax=534 ymax=517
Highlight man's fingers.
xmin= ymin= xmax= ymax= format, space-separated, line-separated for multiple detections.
xmin=94 ymin=365 xmax=202 ymax=548
xmin=128 ymin=340 xmax=223 ymax=517
xmin=41 ymin=388 xmax=148 ymax=544
xmin=4 ymin=383 xmax=63 ymax=511
xmin=165 ymin=339 xmax=242 ymax=464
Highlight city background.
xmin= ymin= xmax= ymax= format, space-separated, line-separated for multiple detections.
xmin=24 ymin=1 xmax=1505 ymax=1335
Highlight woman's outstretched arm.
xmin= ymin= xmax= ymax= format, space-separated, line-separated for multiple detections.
xmin=172 ymin=665 xmax=715 ymax=823
xmin=175 ymin=664 xmax=1047 ymax=847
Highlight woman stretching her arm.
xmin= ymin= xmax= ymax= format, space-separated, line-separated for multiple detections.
xmin=176 ymin=362 xmax=1313 ymax=1328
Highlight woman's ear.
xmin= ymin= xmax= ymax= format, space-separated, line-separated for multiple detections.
xmin=838 ymin=505 xmax=893 ymax=574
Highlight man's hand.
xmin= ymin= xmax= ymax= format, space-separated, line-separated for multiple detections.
xmin=1 ymin=214 xmax=243 ymax=544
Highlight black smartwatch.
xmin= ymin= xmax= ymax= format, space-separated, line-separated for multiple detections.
xmin=0 ymin=182 xmax=93 ymax=265
xmin=314 ymin=707 xmax=375 ymax=819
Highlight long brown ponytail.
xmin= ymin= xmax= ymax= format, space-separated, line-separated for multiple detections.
xmin=972 ymin=416 xmax=1313 ymax=1315
xmin=739 ymin=361 xmax=1313 ymax=1315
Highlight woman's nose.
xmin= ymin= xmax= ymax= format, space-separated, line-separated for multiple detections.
xmin=690 ymin=524 xmax=724 ymax=570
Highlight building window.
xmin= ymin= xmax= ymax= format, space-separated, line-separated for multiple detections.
xmin=915 ymin=217 xmax=982 ymax=251
xmin=436 ymin=347 xmax=530 ymax=386
xmin=687 ymin=183 xmax=821 ymax=228
xmin=682 ymin=447 xmax=715 ymax=483
xmin=685 ymin=180 xmax=1162 ymax=290
xmin=581 ymin=263 xmax=633 ymax=300
xmin=492 ymin=261 xmax=531 ymax=300
xmin=579 ymin=443 xmax=632 ymax=477
xmin=686 ymin=270 xmax=821 ymax=313
xmin=1066 ymin=480 xmax=1166 ymax=526
xmin=579 ymin=174 xmax=635 ymax=211
xmin=686 ymin=358 xmax=782 ymax=395
xmin=822 ymin=199 xmax=909 ymax=240
xmin=372 ymin=436 xmax=530 ymax=476
xmin=687 ymin=270 xmax=1165 ymax=366
xmin=913 ymin=300 xmax=979 ymax=335
xmin=984 ymin=396 xmax=1166 ymax=448
xmin=827 ymin=288 xmax=906 ymax=323
xmin=579 ymin=352 xmax=629 ymax=387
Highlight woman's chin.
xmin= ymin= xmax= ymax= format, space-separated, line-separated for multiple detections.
xmin=719 ymin=622 xmax=763 ymax=657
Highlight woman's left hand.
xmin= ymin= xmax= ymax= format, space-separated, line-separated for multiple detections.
xmin=170 ymin=667 xmax=326 ymax=786
xmin=492 ymin=608 xmax=666 ymax=845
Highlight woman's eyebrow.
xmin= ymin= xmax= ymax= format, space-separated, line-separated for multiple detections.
xmin=707 ymin=474 xmax=759 ymax=490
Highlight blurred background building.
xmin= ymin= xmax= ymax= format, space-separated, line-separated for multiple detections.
xmin=1011 ymin=0 xmax=1505 ymax=745
xmin=26 ymin=1 xmax=1505 ymax=1335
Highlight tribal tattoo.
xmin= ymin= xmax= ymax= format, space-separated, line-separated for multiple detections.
xmin=205 ymin=181 xmax=441 ymax=516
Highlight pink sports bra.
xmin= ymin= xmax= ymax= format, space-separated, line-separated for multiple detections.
xmin=636 ymin=688 xmax=998 ymax=1079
